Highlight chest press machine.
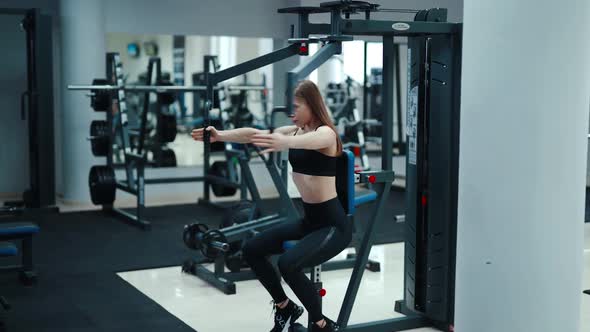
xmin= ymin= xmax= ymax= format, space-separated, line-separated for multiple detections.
xmin=277 ymin=1 xmax=462 ymax=331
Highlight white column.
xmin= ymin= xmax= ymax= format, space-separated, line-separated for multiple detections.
xmin=317 ymin=56 xmax=343 ymax=91
xmin=455 ymin=1 xmax=590 ymax=331
xmin=59 ymin=0 xmax=106 ymax=202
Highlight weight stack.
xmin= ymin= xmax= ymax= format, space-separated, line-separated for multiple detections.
xmin=403 ymin=8 xmax=462 ymax=329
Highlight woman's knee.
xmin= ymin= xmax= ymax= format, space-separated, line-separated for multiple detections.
xmin=277 ymin=255 xmax=298 ymax=276
xmin=241 ymin=238 xmax=260 ymax=259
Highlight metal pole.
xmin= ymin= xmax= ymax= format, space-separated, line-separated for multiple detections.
xmin=202 ymin=56 xmax=214 ymax=203
xmin=337 ymin=180 xmax=392 ymax=327
xmin=23 ymin=10 xmax=40 ymax=208
xmin=137 ymin=159 xmax=145 ymax=227
xmin=138 ymin=59 xmax=154 ymax=154
xmin=394 ymin=43 xmax=404 ymax=154
xmin=67 ymin=84 xmax=266 ymax=92
xmin=362 ymin=41 xmax=368 ymax=120
xmin=203 ymin=81 xmax=214 ymax=203
xmin=286 ymin=72 xmax=297 ymax=117
xmin=298 ymin=13 xmax=308 ymax=37
xmin=382 ymin=36 xmax=394 ymax=171
xmin=330 ymin=10 xmax=341 ymax=36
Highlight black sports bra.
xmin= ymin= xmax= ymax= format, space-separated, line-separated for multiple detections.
xmin=288 ymin=127 xmax=338 ymax=177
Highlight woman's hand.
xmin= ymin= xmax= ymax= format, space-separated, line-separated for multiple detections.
xmin=191 ymin=126 xmax=220 ymax=143
xmin=251 ymin=133 xmax=290 ymax=153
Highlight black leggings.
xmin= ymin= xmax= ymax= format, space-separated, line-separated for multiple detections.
xmin=242 ymin=197 xmax=352 ymax=323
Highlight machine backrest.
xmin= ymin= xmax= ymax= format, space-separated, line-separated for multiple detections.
xmin=336 ymin=149 xmax=355 ymax=215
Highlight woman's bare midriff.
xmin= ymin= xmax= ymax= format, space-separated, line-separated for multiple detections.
xmin=292 ymin=172 xmax=337 ymax=204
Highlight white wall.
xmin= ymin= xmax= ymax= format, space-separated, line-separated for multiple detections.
xmin=184 ymin=35 xmax=210 ymax=116
xmin=59 ymin=0 xmax=107 ymax=202
xmin=455 ymin=0 xmax=589 ymax=331
xmin=235 ymin=37 xmax=272 ymax=120
xmin=258 ymin=37 xmax=275 ymax=118
xmin=103 ymin=0 xmax=295 ymax=38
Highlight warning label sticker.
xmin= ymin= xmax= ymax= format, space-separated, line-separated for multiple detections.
xmin=407 ymin=85 xmax=418 ymax=165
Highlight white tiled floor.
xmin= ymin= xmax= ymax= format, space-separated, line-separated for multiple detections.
xmin=118 ymin=224 xmax=590 ymax=332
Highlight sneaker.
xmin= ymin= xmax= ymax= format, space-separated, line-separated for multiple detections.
xmin=269 ymin=299 xmax=304 ymax=332
xmin=310 ymin=316 xmax=339 ymax=332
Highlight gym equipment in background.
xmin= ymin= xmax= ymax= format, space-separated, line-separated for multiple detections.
xmin=0 ymin=222 xmax=40 ymax=286
xmin=0 ymin=241 xmax=16 ymax=332
xmin=69 ymin=53 xmax=270 ymax=229
xmin=325 ymin=76 xmax=374 ymax=171
xmin=362 ymin=42 xmax=406 ymax=156
xmin=0 ymin=8 xmax=58 ymax=216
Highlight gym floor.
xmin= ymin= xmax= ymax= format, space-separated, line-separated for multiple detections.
xmin=118 ymin=224 xmax=590 ymax=332
xmin=1 ymin=196 xmax=588 ymax=332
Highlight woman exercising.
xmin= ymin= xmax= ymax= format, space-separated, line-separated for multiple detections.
xmin=192 ymin=80 xmax=351 ymax=332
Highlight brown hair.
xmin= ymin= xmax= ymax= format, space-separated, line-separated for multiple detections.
xmin=294 ymin=80 xmax=343 ymax=155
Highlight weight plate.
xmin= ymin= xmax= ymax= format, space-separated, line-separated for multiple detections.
xmin=220 ymin=202 xmax=260 ymax=272
xmin=90 ymin=120 xmax=110 ymax=156
xmin=210 ymin=161 xmax=238 ymax=197
xmin=183 ymin=223 xmax=209 ymax=250
xmin=157 ymin=80 xmax=176 ymax=105
xmin=91 ymin=78 xmax=111 ymax=112
xmin=88 ymin=165 xmax=116 ymax=205
xmin=220 ymin=202 xmax=260 ymax=251
xmin=158 ymin=148 xmax=177 ymax=167
xmin=157 ymin=113 xmax=177 ymax=143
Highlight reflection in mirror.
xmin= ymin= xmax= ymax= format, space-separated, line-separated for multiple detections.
xmin=316 ymin=39 xmax=408 ymax=171
xmin=104 ymin=33 xmax=407 ymax=170
xmin=105 ymin=33 xmax=274 ymax=167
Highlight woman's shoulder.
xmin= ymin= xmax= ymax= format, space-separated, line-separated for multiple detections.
xmin=315 ymin=125 xmax=337 ymax=136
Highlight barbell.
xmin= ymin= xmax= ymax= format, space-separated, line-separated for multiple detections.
xmin=68 ymin=83 xmax=268 ymax=92
xmin=70 ymin=80 xmax=269 ymax=111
